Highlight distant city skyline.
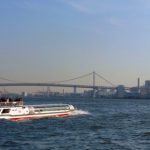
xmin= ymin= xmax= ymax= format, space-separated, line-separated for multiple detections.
xmin=0 ymin=0 xmax=150 ymax=92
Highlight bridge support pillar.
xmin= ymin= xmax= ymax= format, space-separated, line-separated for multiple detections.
xmin=73 ymin=86 xmax=77 ymax=94
xmin=93 ymin=71 xmax=96 ymax=87
xmin=93 ymin=88 xmax=97 ymax=98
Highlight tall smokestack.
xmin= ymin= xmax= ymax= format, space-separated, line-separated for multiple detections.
xmin=138 ymin=78 xmax=140 ymax=92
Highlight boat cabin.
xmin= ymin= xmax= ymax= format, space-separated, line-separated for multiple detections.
xmin=0 ymin=106 xmax=29 ymax=116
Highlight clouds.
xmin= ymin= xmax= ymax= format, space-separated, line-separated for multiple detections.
xmin=7 ymin=0 xmax=150 ymax=14
xmin=64 ymin=0 xmax=89 ymax=13
xmin=65 ymin=0 xmax=150 ymax=31
xmin=63 ymin=0 xmax=97 ymax=14
xmin=63 ymin=0 xmax=124 ymax=14
xmin=63 ymin=0 xmax=150 ymax=14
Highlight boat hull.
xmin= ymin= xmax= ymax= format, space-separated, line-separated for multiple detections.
xmin=0 ymin=111 xmax=72 ymax=121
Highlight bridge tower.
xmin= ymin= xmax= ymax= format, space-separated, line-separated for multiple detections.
xmin=93 ymin=71 xmax=96 ymax=98
xmin=93 ymin=71 xmax=96 ymax=87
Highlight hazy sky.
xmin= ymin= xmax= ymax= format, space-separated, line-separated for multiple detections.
xmin=1 ymin=0 xmax=150 ymax=92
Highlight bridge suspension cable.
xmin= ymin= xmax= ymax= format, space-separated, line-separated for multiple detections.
xmin=0 ymin=72 xmax=116 ymax=88
xmin=95 ymin=72 xmax=115 ymax=87
xmin=51 ymin=72 xmax=93 ymax=84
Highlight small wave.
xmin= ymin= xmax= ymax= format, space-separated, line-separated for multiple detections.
xmin=71 ymin=109 xmax=91 ymax=116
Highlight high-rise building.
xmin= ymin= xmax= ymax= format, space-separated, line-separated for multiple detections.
xmin=145 ymin=80 xmax=150 ymax=89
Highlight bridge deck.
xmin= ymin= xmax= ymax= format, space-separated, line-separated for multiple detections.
xmin=0 ymin=83 xmax=116 ymax=89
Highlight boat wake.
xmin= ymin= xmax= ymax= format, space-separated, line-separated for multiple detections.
xmin=71 ymin=109 xmax=90 ymax=116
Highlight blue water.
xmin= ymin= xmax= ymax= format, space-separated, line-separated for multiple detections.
xmin=1 ymin=97 xmax=150 ymax=150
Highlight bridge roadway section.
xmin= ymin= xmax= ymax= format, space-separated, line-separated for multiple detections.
xmin=0 ymin=83 xmax=117 ymax=90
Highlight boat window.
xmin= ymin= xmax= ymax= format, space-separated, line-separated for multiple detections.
xmin=2 ymin=109 xmax=10 ymax=113
xmin=34 ymin=106 xmax=69 ymax=112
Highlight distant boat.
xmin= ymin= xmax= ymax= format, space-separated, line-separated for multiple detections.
xmin=0 ymin=97 xmax=75 ymax=121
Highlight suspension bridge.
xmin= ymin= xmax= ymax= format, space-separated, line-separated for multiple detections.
xmin=0 ymin=72 xmax=116 ymax=91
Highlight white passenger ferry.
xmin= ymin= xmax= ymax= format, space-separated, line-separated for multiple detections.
xmin=0 ymin=97 xmax=75 ymax=121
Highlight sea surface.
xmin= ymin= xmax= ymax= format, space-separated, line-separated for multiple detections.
xmin=1 ymin=97 xmax=150 ymax=150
